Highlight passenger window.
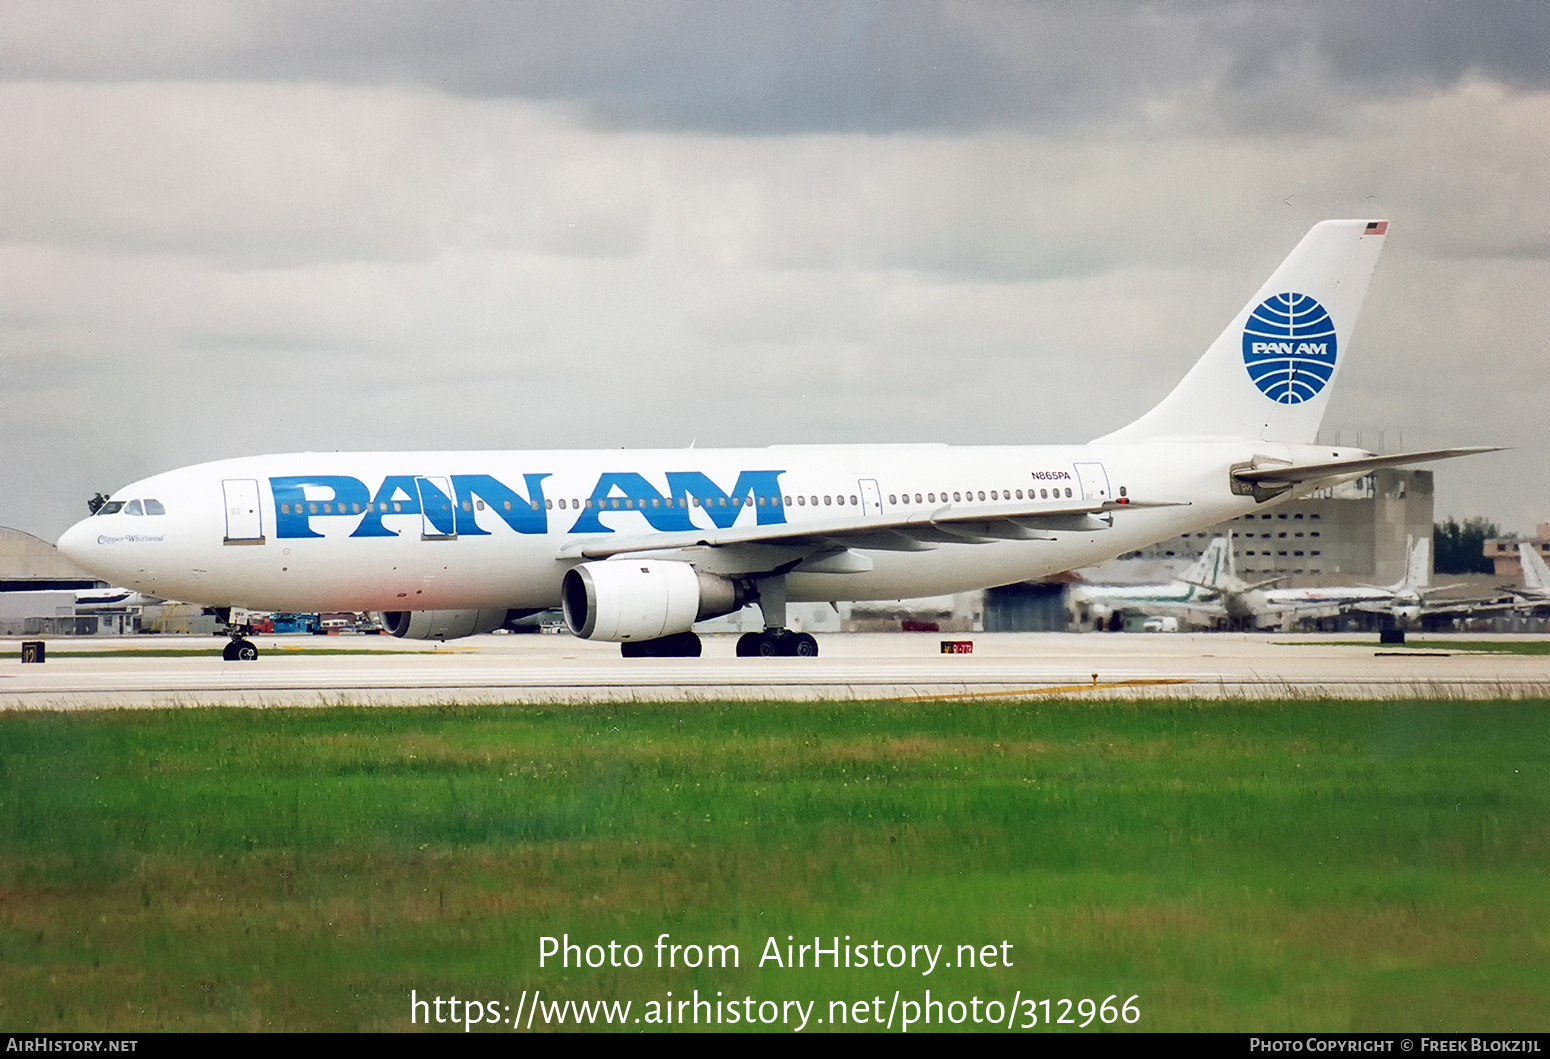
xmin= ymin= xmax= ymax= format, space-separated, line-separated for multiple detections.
xmin=1065 ymin=488 xmax=1072 ymax=498
xmin=504 ymin=500 xmax=513 ymax=511
xmin=953 ymin=492 xmax=961 ymax=502
xmin=990 ymin=490 xmax=998 ymax=500
xmin=309 ymin=503 xmax=319 ymax=515
xmin=732 ymin=496 xmax=742 ymax=507
xmin=928 ymin=493 xmax=936 ymax=503
xmin=475 ymin=500 xmax=484 ymax=512
xmin=978 ymin=491 xmax=986 ymax=501
xmin=719 ymin=497 xmax=727 ymax=508
xmin=558 ymin=499 xmax=567 ymax=510
xmin=144 ymin=499 xmax=166 ymax=515
xmin=1040 ymin=489 xmax=1048 ymax=499
xmin=531 ymin=500 xmax=540 ymax=511
xmin=280 ymin=503 xmax=291 ymax=515
xmin=810 ymin=496 xmax=818 ymax=506
xmin=461 ymin=501 xmax=471 ymax=512
xmin=888 ymin=494 xmax=897 ymax=505
xmin=394 ymin=502 xmax=403 ymax=513
xmin=1119 ymin=486 xmax=1127 ymax=497
xmin=824 ymin=496 xmax=832 ymax=506
xmin=545 ymin=499 xmax=553 ymax=510
xmin=850 ymin=495 xmax=858 ymax=506
xmin=796 ymin=496 xmax=804 ymax=506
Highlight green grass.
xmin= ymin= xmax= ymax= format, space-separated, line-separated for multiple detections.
xmin=0 ymin=698 xmax=1546 ymax=1032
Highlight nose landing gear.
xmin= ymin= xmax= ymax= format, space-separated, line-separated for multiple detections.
xmin=222 ymin=637 xmax=259 ymax=661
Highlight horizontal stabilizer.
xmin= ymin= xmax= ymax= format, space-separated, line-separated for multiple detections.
xmin=1231 ymin=446 xmax=1503 ymax=487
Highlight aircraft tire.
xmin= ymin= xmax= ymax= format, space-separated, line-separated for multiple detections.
xmin=223 ymin=638 xmax=258 ymax=661
xmin=622 ymin=632 xmax=702 ymax=658
xmin=792 ymin=633 xmax=818 ymax=657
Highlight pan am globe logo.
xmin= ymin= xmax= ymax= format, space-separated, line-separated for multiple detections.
xmin=1242 ymin=292 xmax=1337 ymax=404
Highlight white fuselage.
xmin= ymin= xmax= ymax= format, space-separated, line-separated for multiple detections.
xmin=56 ymin=439 xmax=1359 ymax=614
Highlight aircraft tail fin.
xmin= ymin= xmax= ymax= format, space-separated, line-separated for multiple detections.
xmin=1183 ymin=537 xmax=1232 ymax=590
xmin=1097 ymin=220 xmax=1389 ymax=445
xmin=1520 ymin=542 xmax=1550 ymax=594
xmin=1400 ymin=535 xmax=1431 ymax=592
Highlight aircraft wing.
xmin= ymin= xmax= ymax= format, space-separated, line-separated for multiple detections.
xmin=1231 ymin=447 xmax=1503 ymax=490
xmin=559 ymin=496 xmax=1189 ymax=572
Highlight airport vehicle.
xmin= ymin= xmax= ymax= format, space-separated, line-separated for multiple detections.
xmin=56 ymin=219 xmax=1498 ymax=659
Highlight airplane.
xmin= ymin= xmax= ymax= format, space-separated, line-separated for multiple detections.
xmin=1071 ymin=537 xmax=1238 ymax=630
xmin=1513 ymin=542 xmax=1550 ymax=603
xmin=55 ymin=219 xmax=1501 ymax=661
xmin=1072 ymin=534 xmax=1342 ymax=631
xmin=1262 ymin=535 xmax=1499 ymax=627
xmin=72 ymin=587 xmax=163 ymax=612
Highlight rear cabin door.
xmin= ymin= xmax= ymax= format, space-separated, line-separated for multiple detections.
xmin=221 ymin=479 xmax=265 ymax=544
xmin=1073 ymin=462 xmax=1112 ymax=503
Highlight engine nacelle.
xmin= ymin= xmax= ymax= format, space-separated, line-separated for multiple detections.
xmin=562 ymin=560 xmax=744 ymax=642
xmin=382 ymin=609 xmax=510 ymax=640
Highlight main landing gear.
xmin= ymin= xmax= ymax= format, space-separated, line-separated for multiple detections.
xmin=620 ymin=631 xmax=703 ymax=658
xmin=735 ymin=630 xmax=818 ymax=657
xmin=733 ymin=575 xmax=819 ymax=657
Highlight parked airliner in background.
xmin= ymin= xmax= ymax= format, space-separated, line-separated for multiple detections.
xmin=1261 ymin=536 xmax=1479 ymax=626
xmin=1072 ymin=535 xmax=1341 ymax=631
xmin=1514 ymin=543 xmax=1550 ymax=603
xmin=1071 ymin=537 xmax=1239 ymax=630
xmin=57 ymin=220 xmax=1498 ymax=659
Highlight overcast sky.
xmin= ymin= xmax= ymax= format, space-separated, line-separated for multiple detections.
xmin=3 ymin=1 xmax=1548 ymax=541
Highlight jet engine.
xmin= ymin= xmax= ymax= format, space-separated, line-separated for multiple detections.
xmin=382 ymin=609 xmax=510 ymax=640
xmin=562 ymin=560 xmax=745 ymax=642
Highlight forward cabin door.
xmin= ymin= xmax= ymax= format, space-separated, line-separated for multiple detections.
xmin=858 ymin=479 xmax=883 ymax=516
xmin=416 ymin=476 xmax=457 ymax=540
xmin=221 ymin=479 xmax=265 ymax=544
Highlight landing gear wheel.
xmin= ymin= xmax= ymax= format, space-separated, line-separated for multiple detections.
xmin=223 ymin=638 xmax=258 ymax=661
xmin=736 ymin=632 xmax=782 ymax=657
xmin=736 ymin=631 xmax=818 ymax=657
xmin=621 ymin=632 xmax=702 ymax=658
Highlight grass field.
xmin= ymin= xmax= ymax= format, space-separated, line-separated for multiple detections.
xmin=0 ymin=697 xmax=1545 ymax=1032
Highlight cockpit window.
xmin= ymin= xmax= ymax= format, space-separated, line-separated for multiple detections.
xmin=143 ymin=499 xmax=166 ymax=515
xmin=97 ymin=501 xmax=124 ymax=516
xmin=124 ymin=500 xmax=144 ymax=516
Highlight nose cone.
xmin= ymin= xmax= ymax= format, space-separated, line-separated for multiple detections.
xmin=57 ymin=517 xmax=110 ymax=579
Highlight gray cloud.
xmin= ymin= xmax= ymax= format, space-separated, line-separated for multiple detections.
xmin=4 ymin=2 xmax=1548 ymax=133
xmin=1 ymin=4 xmax=1547 ymax=542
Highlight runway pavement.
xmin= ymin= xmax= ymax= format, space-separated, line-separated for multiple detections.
xmin=4 ymin=631 xmax=1550 ymax=708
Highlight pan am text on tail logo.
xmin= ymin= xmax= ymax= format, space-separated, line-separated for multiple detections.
xmin=1242 ymin=292 xmax=1337 ymax=404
